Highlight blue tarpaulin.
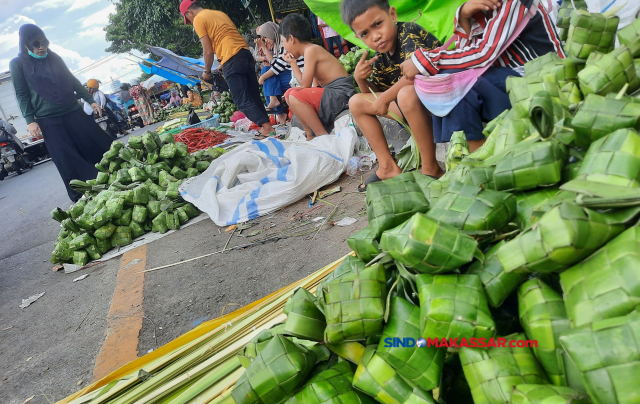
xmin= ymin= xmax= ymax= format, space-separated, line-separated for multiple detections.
xmin=138 ymin=63 xmax=199 ymax=86
xmin=147 ymin=46 xmax=219 ymax=78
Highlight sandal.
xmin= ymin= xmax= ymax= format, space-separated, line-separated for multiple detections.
xmin=358 ymin=172 xmax=382 ymax=192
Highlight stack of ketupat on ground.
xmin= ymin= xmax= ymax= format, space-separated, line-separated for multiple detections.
xmin=222 ymin=8 xmax=640 ymax=404
xmin=49 ymin=130 xmax=227 ymax=266
xmin=60 ymin=8 xmax=640 ymax=404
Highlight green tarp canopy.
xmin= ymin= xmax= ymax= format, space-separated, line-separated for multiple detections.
xmin=304 ymin=0 xmax=467 ymax=49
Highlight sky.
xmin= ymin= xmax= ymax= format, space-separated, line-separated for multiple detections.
xmin=0 ymin=0 xmax=146 ymax=93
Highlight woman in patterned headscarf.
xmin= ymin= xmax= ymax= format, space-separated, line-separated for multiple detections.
xmin=129 ymin=79 xmax=156 ymax=125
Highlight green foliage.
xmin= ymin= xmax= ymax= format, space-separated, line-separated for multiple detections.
xmin=105 ymin=0 xmax=273 ymax=56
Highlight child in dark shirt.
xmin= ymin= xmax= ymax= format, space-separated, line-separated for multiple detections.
xmin=341 ymin=0 xmax=442 ymax=190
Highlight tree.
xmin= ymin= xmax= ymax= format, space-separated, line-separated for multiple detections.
xmin=105 ymin=0 xmax=272 ymax=57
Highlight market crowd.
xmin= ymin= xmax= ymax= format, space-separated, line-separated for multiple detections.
xmin=9 ymin=0 xmax=564 ymax=200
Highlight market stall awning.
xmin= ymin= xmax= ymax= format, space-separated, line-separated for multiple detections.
xmin=142 ymin=74 xmax=166 ymax=89
xmin=147 ymin=46 xmax=219 ymax=78
xmin=138 ymin=63 xmax=199 ymax=86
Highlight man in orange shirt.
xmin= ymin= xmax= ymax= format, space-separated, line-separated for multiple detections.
xmin=180 ymin=0 xmax=274 ymax=138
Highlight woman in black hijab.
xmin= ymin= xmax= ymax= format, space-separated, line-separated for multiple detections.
xmin=9 ymin=24 xmax=112 ymax=201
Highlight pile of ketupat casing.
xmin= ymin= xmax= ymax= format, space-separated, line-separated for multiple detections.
xmin=220 ymin=10 xmax=640 ymax=404
xmin=49 ymin=130 xmax=226 ymax=266
xmin=59 ymin=9 xmax=640 ymax=404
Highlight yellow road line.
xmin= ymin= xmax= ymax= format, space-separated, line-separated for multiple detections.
xmin=92 ymin=245 xmax=147 ymax=382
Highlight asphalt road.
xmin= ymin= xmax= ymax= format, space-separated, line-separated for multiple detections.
xmin=0 ymin=122 xmax=367 ymax=404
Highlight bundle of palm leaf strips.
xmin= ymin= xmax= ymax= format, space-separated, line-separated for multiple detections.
xmin=60 ymin=12 xmax=640 ymax=404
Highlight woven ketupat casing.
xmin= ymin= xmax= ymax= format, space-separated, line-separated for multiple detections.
xmin=560 ymin=310 xmax=640 ymax=404
xmin=380 ymin=213 xmax=478 ymax=274
xmin=576 ymin=128 xmax=640 ymax=188
xmin=468 ymin=242 xmax=527 ymax=308
xmin=527 ymin=57 xmax=586 ymax=88
xmin=518 ymin=279 xmax=574 ymax=386
xmin=377 ymin=297 xmax=445 ymax=391
xmin=322 ymin=262 xmax=386 ymax=343
xmin=560 ymin=226 xmax=640 ymax=328
xmin=497 ymin=202 xmax=633 ymax=274
xmin=555 ymin=0 xmax=587 ymax=29
xmin=618 ymin=15 xmax=640 ymax=57
xmin=514 ymin=188 xmax=560 ymax=230
xmin=426 ymin=181 xmax=516 ymax=232
xmin=493 ymin=140 xmax=567 ymax=192
xmin=577 ymin=46 xmax=640 ymax=96
xmin=283 ymin=287 xmax=326 ymax=341
xmin=572 ymin=94 xmax=640 ymax=150
xmin=352 ymin=347 xmax=435 ymax=404
xmin=506 ymin=76 xmax=562 ymax=111
xmin=366 ymin=173 xmax=429 ymax=239
xmin=460 ymin=333 xmax=549 ymax=404
xmin=565 ymin=9 xmax=619 ymax=59
xmin=490 ymin=118 xmax=533 ymax=156
xmin=524 ymin=52 xmax=561 ymax=75
xmin=232 ymin=335 xmax=317 ymax=404
xmin=416 ymin=274 xmax=495 ymax=340
xmin=286 ymin=361 xmax=375 ymax=404
xmin=317 ymin=255 xmax=365 ymax=302
xmin=346 ymin=226 xmax=381 ymax=263
xmin=510 ymin=384 xmax=591 ymax=404
xmin=446 ymin=131 xmax=469 ymax=172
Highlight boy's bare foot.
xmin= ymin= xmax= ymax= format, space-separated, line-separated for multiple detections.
xmin=306 ymin=134 xmax=314 ymax=141
xmin=421 ymin=166 xmax=445 ymax=179
xmin=266 ymin=98 xmax=281 ymax=110
xmin=376 ymin=164 xmax=402 ymax=181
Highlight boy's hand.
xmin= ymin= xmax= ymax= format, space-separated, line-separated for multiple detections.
xmin=400 ymin=59 xmax=420 ymax=81
xmin=282 ymin=52 xmax=296 ymax=64
xmin=371 ymin=95 xmax=391 ymax=117
xmin=460 ymin=0 xmax=501 ymax=19
xmin=258 ymin=75 xmax=266 ymax=85
xmin=354 ymin=51 xmax=378 ymax=83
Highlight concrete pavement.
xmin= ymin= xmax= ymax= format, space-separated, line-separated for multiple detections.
xmin=0 ymin=122 xmax=367 ymax=404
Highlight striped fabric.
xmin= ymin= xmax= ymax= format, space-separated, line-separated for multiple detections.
xmin=412 ymin=0 xmax=564 ymax=77
xmin=269 ymin=46 xmax=305 ymax=76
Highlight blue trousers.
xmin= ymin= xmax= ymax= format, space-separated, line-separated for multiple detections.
xmin=261 ymin=66 xmax=291 ymax=114
xmin=432 ymin=67 xmax=519 ymax=143
xmin=222 ymin=49 xmax=269 ymax=126
xmin=325 ymin=36 xmax=343 ymax=56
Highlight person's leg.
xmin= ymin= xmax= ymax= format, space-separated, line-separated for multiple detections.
xmin=396 ymin=86 xmax=443 ymax=177
xmin=287 ymin=87 xmax=327 ymax=140
xmin=329 ymin=36 xmax=343 ymax=55
xmin=224 ymin=50 xmax=272 ymax=136
xmin=349 ymin=93 xmax=403 ymax=181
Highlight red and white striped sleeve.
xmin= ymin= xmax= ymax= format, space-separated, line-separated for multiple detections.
xmin=411 ymin=0 xmax=527 ymax=76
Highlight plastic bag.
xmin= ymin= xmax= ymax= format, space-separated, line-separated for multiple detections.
xmin=234 ymin=117 xmax=253 ymax=132
xmin=186 ymin=108 xmax=201 ymax=126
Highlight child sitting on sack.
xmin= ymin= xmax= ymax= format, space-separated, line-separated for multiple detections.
xmin=340 ymin=0 xmax=441 ymax=191
xmin=280 ymin=13 xmax=357 ymax=141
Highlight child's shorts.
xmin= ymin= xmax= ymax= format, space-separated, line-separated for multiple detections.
xmin=285 ymin=87 xmax=325 ymax=114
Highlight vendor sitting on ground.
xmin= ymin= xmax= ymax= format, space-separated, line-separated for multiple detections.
xmin=398 ymin=0 xmax=564 ymax=176
xmin=341 ymin=0 xmax=441 ymax=190
xmin=281 ymin=13 xmax=356 ymax=141
xmin=183 ymin=90 xmax=203 ymax=107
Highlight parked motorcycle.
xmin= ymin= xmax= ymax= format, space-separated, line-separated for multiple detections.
xmin=0 ymin=132 xmax=33 ymax=180
xmin=128 ymin=104 xmax=145 ymax=129
xmin=94 ymin=109 xmax=120 ymax=140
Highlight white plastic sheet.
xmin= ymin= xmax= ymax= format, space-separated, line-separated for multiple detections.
xmin=181 ymin=118 xmax=357 ymax=226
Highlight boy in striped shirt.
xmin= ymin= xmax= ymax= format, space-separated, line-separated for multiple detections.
xmin=400 ymin=0 xmax=564 ymax=154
